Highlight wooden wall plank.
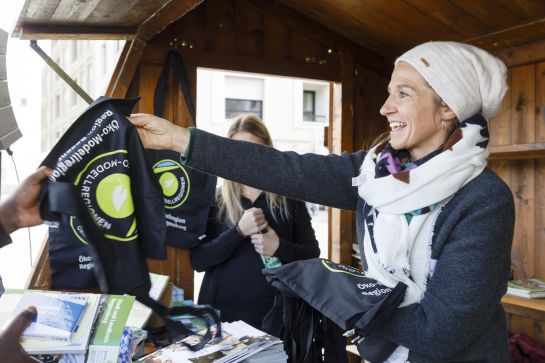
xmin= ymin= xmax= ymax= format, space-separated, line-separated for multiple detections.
xmin=403 ymin=0 xmax=487 ymax=38
xmin=509 ymin=64 xmax=536 ymax=282
xmin=536 ymin=62 xmax=545 ymax=142
xmin=137 ymin=0 xmax=204 ymax=42
xmin=263 ymin=14 xmax=290 ymax=62
xmin=511 ymin=64 xmax=536 ymax=144
xmin=106 ymin=39 xmax=146 ymax=98
xmin=50 ymin=0 xmax=102 ymax=21
xmin=495 ymin=38 xmax=545 ymax=68
xmin=448 ymin=0 xmax=522 ymax=28
xmin=329 ymin=53 xmax=354 ymax=266
xmin=234 ymin=0 xmax=264 ymax=57
xmin=138 ymin=63 xmax=195 ymax=298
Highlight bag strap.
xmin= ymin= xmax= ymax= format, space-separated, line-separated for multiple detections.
xmin=154 ymin=51 xmax=196 ymax=123
xmin=136 ymin=294 xmax=221 ymax=351
xmin=146 ymin=51 xmax=221 ymax=350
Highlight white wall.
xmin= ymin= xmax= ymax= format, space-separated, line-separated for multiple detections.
xmin=196 ymin=69 xmax=329 ymax=155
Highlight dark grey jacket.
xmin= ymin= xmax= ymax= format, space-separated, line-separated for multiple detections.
xmin=185 ymin=127 xmax=515 ymax=363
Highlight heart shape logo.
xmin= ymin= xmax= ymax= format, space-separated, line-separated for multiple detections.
xmin=112 ymin=185 xmax=128 ymax=212
xmin=164 ymin=179 xmax=174 ymax=189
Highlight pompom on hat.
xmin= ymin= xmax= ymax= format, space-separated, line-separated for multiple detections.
xmin=395 ymin=41 xmax=508 ymax=121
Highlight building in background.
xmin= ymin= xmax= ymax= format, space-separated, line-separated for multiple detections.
xmin=197 ymin=68 xmax=329 ymax=155
xmin=41 ymin=39 xmax=123 ymax=153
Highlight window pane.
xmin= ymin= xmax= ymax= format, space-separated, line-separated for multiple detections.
xmin=303 ymin=91 xmax=316 ymax=121
xmin=225 ymin=98 xmax=263 ymax=119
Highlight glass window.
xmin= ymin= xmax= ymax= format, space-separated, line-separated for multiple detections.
xmin=225 ymin=98 xmax=263 ymax=119
xmin=303 ymin=90 xmax=316 ymax=121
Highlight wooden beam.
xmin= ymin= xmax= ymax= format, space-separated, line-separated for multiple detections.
xmin=137 ymin=0 xmax=204 ymax=42
xmin=489 ymin=142 xmax=545 ymax=160
xmin=18 ymin=24 xmax=137 ymax=40
xmin=142 ymin=45 xmax=341 ymax=82
xmin=106 ymin=39 xmax=146 ymax=98
xmin=494 ymin=38 xmax=545 ymax=67
xmin=329 ymin=53 xmax=355 ymax=266
xmin=463 ymin=16 xmax=545 ymax=44
xmin=502 ymin=295 xmax=545 ymax=322
xmin=263 ymin=1 xmax=389 ymax=75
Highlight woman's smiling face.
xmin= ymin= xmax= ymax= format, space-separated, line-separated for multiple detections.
xmin=380 ymin=62 xmax=448 ymax=161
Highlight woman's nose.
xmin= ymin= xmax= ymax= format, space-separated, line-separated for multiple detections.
xmin=380 ymin=96 xmax=394 ymax=116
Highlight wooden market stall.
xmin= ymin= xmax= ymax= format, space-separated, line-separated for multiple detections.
xmin=13 ymin=0 xmax=545 ymax=347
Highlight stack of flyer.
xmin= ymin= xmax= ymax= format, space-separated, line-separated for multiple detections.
xmin=507 ymin=278 xmax=545 ymax=299
xmin=137 ymin=320 xmax=287 ymax=363
xmin=0 ymin=289 xmax=134 ymax=363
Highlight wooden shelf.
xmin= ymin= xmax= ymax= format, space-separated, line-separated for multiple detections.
xmin=502 ymin=295 xmax=545 ymax=321
xmin=489 ymin=143 xmax=545 ymax=160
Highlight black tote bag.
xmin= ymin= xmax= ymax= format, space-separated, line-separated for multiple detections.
xmin=48 ymin=214 xmax=97 ymax=289
xmin=263 ymin=258 xmax=407 ymax=362
xmin=40 ymin=96 xmax=221 ymax=350
xmin=148 ymin=51 xmax=217 ymax=249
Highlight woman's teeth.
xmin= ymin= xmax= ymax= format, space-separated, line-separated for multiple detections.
xmin=390 ymin=121 xmax=407 ymax=131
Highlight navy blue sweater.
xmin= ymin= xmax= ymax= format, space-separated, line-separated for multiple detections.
xmin=191 ymin=192 xmax=320 ymax=329
xmin=185 ymin=127 xmax=514 ymax=363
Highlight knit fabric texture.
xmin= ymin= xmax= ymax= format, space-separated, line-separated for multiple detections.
xmin=185 ymin=127 xmax=514 ymax=362
xmin=396 ymin=41 xmax=508 ymax=121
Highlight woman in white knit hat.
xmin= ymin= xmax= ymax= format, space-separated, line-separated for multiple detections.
xmin=129 ymin=41 xmax=514 ymax=363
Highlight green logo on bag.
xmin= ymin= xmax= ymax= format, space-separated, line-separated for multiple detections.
xmin=153 ymin=159 xmax=190 ymax=209
xmin=159 ymin=172 xmax=179 ymax=197
xmin=96 ymin=173 xmax=134 ymax=218
xmin=74 ymin=150 xmax=138 ymax=242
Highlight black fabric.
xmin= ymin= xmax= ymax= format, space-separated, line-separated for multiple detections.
xmin=150 ymin=50 xmax=216 ymax=248
xmin=40 ymin=96 xmax=221 ymax=351
xmin=191 ymin=193 xmax=320 ymax=330
xmin=40 ymin=96 xmax=166 ymax=296
xmin=48 ymin=214 xmax=97 ymax=289
xmin=263 ymin=258 xmax=407 ymax=362
xmin=147 ymin=150 xmax=217 ymax=248
xmin=280 ymin=295 xmax=347 ymax=363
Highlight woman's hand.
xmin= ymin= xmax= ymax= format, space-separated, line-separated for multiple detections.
xmin=0 ymin=166 xmax=52 ymax=234
xmin=251 ymin=228 xmax=280 ymax=256
xmin=128 ymin=113 xmax=190 ymax=154
xmin=0 ymin=306 xmax=37 ymax=363
xmin=237 ymin=208 xmax=268 ymax=236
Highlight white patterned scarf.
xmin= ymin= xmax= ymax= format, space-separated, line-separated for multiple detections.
xmin=351 ymin=115 xmax=489 ymax=306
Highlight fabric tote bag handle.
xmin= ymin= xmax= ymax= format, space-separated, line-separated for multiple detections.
xmin=154 ymin=50 xmax=196 ymax=122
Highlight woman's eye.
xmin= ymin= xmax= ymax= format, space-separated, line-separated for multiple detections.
xmin=399 ymin=91 xmax=409 ymax=97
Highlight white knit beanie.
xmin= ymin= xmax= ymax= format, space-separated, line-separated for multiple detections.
xmin=395 ymin=41 xmax=508 ymax=121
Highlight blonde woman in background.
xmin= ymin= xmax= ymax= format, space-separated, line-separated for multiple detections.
xmin=189 ymin=114 xmax=320 ymax=331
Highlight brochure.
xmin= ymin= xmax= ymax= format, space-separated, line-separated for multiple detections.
xmin=13 ymin=291 xmax=87 ymax=341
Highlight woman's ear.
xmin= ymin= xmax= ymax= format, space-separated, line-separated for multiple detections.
xmin=440 ymin=104 xmax=457 ymax=122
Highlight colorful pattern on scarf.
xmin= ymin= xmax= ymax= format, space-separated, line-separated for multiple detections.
xmin=355 ymin=114 xmax=489 ymax=308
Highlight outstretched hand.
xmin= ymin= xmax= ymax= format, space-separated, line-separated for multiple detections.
xmin=128 ymin=113 xmax=190 ymax=154
xmin=0 ymin=166 xmax=52 ymax=234
xmin=0 ymin=306 xmax=37 ymax=363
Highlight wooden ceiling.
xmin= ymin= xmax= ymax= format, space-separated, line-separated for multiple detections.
xmin=13 ymin=0 xmax=545 ymax=61
xmin=13 ymin=0 xmax=202 ymax=42
xmin=280 ymin=0 xmax=545 ymax=61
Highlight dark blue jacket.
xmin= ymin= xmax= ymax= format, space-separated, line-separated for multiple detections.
xmin=185 ymin=126 xmax=514 ymax=363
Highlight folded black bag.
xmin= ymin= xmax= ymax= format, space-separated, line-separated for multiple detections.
xmin=48 ymin=214 xmax=97 ymax=289
xmin=40 ymin=96 xmax=221 ymax=350
xmin=148 ymin=51 xmax=217 ymax=249
xmin=263 ymin=258 xmax=407 ymax=362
